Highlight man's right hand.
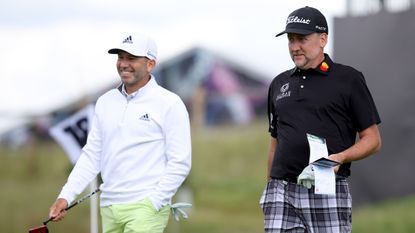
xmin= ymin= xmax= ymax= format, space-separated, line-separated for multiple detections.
xmin=48 ymin=198 xmax=68 ymax=222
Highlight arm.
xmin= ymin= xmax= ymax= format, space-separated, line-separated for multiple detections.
xmin=329 ymin=124 xmax=381 ymax=165
xmin=49 ymin=112 xmax=102 ymax=221
xmin=149 ymin=99 xmax=192 ymax=211
xmin=267 ymin=137 xmax=278 ymax=181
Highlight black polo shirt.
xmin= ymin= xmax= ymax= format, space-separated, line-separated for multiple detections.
xmin=267 ymin=54 xmax=381 ymax=179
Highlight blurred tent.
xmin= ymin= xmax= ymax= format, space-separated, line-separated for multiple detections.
xmin=0 ymin=96 xmax=94 ymax=149
xmin=334 ymin=2 xmax=415 ymax=206
xmin=1 ymin=46 xmax=269 ymax=146
xmin=0 ymin=80 xmax=111 ymax=148
xmin=154 ymin=47 xmax=269 ymax=127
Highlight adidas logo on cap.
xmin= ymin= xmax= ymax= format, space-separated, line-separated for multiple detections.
xmin=122 ymin=36 xmax=133 ymax=44
xmin=108 ymin=33 xmax=158 ymax=60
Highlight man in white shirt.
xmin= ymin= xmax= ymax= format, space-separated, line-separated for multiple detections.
xmin=48 ymin=33 xmax=192 ymax=233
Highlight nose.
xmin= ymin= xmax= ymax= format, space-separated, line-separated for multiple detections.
xmin=117 ymin=59 xmax=129 ymax=68
xmin=289 ymin=40 xmax=301 ymax=52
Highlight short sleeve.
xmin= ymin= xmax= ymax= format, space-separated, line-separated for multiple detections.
xmin=267 ymin=80 xmax=278 ymax=138
xmin=349 ymin=72 xmax=381 ymax=131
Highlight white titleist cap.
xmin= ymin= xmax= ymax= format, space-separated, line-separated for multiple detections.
xmin=108 ymin=33 xmax=157 ymax=60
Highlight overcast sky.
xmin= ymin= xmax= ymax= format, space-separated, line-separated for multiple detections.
xmin=0 ymin=0 xmax=347 ymax=133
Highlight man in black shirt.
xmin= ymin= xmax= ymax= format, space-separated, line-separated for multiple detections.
xmin=259 ymin=6 xmax=381 ymax=233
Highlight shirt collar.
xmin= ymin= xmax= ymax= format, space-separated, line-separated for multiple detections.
xmin=121 ymin=85 xmax=137 ymax=99
xmin=117 ymin=75 xmax=157 ymax=99
xmin=290 ymin=53 xmax=333 ymax=77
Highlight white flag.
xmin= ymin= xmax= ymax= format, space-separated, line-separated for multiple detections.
xmin=49 ymin=104 xmax=94 ymax=164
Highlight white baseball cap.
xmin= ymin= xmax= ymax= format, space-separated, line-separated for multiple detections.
xmin=108 ymin=33 xmax=158 ymax=60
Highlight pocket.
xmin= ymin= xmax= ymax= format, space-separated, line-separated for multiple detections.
xmin=259 ymin=181 xmax=270 ymax=207
xmin=143 ymin=197 xmax=158 ymax=213
xmin=144 ymin=197 xmax=170 ymax=214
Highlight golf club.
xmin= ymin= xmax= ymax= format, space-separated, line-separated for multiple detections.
xmin=29 ymin=188 xmax=100 ymax=233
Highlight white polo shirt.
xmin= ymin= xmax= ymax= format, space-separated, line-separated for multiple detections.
xmin=58 ymin=76 xmax=192 ymax=210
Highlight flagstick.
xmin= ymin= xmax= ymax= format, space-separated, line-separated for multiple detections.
xmin=90 ymin=178 xmax=99 ymax=233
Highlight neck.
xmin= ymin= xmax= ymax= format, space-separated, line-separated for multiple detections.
xmin=309 ymin=53 xmax=325 ymax=70
xmin=125 ymin=76 xmax=151 ymax=94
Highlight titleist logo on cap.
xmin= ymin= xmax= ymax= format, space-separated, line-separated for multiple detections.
xmin=286 ymin=16 xmax=311 ymax=25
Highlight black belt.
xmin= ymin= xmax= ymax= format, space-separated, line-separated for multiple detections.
xmin=277 ymin=175 xmax=347 ymax=184
xmin=280 ymin=177 xmax=298 ymax=183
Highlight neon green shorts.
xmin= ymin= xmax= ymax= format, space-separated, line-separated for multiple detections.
xmin=101 ymin=198 xmax=170 ymax=233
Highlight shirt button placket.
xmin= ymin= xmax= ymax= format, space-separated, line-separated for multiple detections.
xmin=301 ymin=75 xmax=306 ymax=88
xmin=297 ymin=75 xmax=306 ymax=100
xmin=301 ymin=76 xmax=306 ymax=89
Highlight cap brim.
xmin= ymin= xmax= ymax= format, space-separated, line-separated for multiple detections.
xmin=107 ymin=48 xmax=152 ymax=59
xmin=108 ymin=48 xmax=123 ymax=54
xmin=107 ymin=48 xmax=146 ymax=58
xmin=275 ymin=28 xmax=315 ymax=37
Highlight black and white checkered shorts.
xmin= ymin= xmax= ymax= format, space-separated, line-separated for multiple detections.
xmin=259 ymin=179 xmax=352 ymax=233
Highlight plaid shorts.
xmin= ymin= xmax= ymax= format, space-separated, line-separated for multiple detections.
xmin=259 ymin=179 xmax=352 ymax=233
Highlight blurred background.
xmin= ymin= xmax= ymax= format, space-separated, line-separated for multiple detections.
xmin=1 ymin=0 xmax=415 ymax=232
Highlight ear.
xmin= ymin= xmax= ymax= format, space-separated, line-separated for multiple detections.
xmin=319 ymin=33 xmax=328 ymax=48
xmin=147 ymin=59 xmax=156 ymax=72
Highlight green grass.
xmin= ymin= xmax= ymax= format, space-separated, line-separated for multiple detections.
xmin=352 ymin=196 xmax=415 ymax=233
xmin=172 ymin=122 xmax=269 ymax=233
xmin=1 ymin=119 xmax=415 ymax=232
xmin=0 ymin=139 xmax=92 ymax=233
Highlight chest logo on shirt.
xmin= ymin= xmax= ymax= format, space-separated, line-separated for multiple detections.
xmin=276 ymin=83 xmax=291 ymax=101
xmin=139 ymin=113 xmax=150 ymax=121
xmin=320 ymin=62 xmax=329 ymax=72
